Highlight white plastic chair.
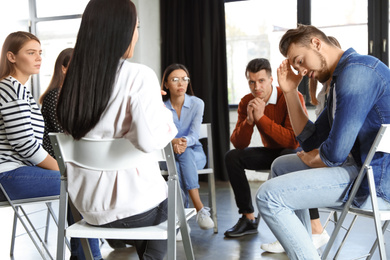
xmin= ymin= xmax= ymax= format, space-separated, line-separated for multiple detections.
xmin=0 ymin=188 xmax=66 ymax=260
xmin=49 ymin=133 xmax=196 ymax=260
xmin=321 ymin=124 xmax=390 ymax=260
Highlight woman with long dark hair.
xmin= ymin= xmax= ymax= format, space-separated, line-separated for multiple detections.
xmin=40 ymin=48 xmax=73 ymax=157
xmin=161 ymin=64 xmax=214 ymax=230
xmin=57 ymin=0 xmax=177 ymax=258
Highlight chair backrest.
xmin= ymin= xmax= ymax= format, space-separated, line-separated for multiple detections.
xmin=199 ymin=123 xmax=208 ymax=140
xmin=49 ymin=133 xmax=164 ymax=173
xmin=363 ymin=124 xmax=390 ymax=167
xmin=199 ymin=123 xmax=214 ymax=169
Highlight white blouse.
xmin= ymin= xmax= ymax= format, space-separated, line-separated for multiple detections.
xmin=67 ymin=60 xmax=177 ymax=225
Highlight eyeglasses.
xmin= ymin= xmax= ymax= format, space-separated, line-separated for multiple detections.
xmin=169 ymin=77 xmax=190 ymax=84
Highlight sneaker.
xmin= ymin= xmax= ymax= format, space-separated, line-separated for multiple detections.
xmin=261 ymin=230 xmax=330 ymax=253
xmin=196 ymin=207 xmax=214 ymax=230
xmin=312 ymin=230 xmax=330 ymax=249
xmin=224 ymin=216 xmax=258 ymax=237
xmin=261 ymin=240 xmax=285 ymax=253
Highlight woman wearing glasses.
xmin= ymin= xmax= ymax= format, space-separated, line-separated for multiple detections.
xmin=161 ymin=64 xmax=214 ymax=230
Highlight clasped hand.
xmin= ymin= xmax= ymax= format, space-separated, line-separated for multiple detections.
xmin=247 ymin=97 xmax=265 ymax=125
xmin=172 ymin=137 xmax=187 ymax=154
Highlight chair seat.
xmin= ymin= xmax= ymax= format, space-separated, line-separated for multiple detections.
xmin=197 ymin=168 xmax=212 ymax=175
xmin=66 ymin=208 xmax=196 ymax=240
xmin=0 ymin=195 xmax=59 ymax=207
xmin=325 ymin=206 xmax=390 ymax=220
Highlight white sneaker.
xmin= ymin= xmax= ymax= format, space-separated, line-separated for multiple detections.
xmin=313 ymin=230 xmax=330 ymax=249
xmin=261 ymin=240 xmax=285 ymax=253
xmin=196 ymin=207 xmax=214 ymax=230
xmin=261 ymin=230 xmax=330 ymax=253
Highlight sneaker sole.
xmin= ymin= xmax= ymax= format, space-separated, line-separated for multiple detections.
xmin=224 ymin=230 xmax=258 ymax=238
xmin=199 ymin=224 xmax=215 ymax=230
xmin=260 ymin=245 xmax=285 ymax=253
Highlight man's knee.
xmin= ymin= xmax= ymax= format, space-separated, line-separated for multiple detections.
xmin=225 ymin=149 xmax=241 ymax=166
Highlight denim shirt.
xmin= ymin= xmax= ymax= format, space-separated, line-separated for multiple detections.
xmin=297 ymin=48 xmax=390 ymax=206
xmin=164 ymin=94 xmax=204 ymax=148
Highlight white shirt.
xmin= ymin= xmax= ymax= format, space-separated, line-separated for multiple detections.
xmin=67 ymin=60 xmax=177 ymax=225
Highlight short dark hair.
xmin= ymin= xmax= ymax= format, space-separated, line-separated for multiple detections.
xmin=279 ymin=24 xmax=332 ymax=57
xmin=161 ymin=63 xmax=194 ymax=101
xmin=245 ymin=58 xmax=272 ymax=78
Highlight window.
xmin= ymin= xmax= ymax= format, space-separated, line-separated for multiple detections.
xmin=225 ymin=0 xmax=297 ymax=105
xmin=36 ymin=19 xmax=81 ymax=96
xmin=311 ymin=0 xmax=368 ymax=55
xmin=0 ymin=0 xmax=86 ymax=101
xmin=36 ymin=0 xmax=89 ymax=18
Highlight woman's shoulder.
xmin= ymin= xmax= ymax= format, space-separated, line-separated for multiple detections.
xmin=0 ymin=77 xmax=25 ymax=101
xmin=187 ymin=94 xmax=204 ymax=106
xmin=42 ymin=88 xmax=60 ymax=106
xmin=121 ymin=60 xmax=156 ymax=75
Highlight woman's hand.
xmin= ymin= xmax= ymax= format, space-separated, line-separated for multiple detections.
xmin=277 ymin=59 xmax=303 ymax=94
xmin=172 ymin=137 xmax=187 ymax=154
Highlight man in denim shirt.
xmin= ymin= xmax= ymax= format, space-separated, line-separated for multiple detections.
xmin=256 ymin=24 xmax=390 ymax=259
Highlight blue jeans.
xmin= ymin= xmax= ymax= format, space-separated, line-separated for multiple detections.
xmin=99 ymin=199 xmax=168 ymax=260
xmin=0 ymin=166 xmax=101 ymax=260
xmin=165 ymin=145 xmax=206 ymax=208
xmin=256 ymin=154 xmax=390 ymax=260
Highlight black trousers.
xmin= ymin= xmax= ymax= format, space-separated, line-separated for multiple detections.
xmin=225 ymin=147 xmax=299 ymax=214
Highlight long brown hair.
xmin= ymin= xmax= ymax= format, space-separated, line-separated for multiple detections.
xmin=0 ymin=31 xmax=40 ymax=80
xmin=308 ymin=36 xmax=341 ymax=106
xmin=39 ymin=48 xmax=73 ymax=104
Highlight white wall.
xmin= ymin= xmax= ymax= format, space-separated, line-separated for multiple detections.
xmin=132 ymin=0 xmax=162 ymax=79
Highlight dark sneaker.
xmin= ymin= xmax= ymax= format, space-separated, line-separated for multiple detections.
xmin=224 ymin=216 xmax=259 ymax=237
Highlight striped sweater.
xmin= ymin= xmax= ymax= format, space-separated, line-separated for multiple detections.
xmin=0 ymin=76 xmax=47 ymax=172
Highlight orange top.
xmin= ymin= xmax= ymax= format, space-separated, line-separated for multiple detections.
xmin=231 ymin=87 xmax=307 ymax=150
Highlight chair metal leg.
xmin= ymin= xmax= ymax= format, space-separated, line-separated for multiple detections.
xmin=10 ymin=207 xmax=18 ymax=256
xmin=1 ymin=182 xmax=52 ymax=259
xmin=45 ymin=201 xmax=71 ymax=250
xmin=167 ymin=174 xmax=178 ymax=260
xmin=44 ymin=202 xmax=51 ymax=242
xmin=69 ymin=200 xmax=94 ymax=260
xmin=19 ymin=206 xmax=53 ymax=259
xmin=208 ymin=172 xmax=218 ymax=233
xmin=367 ymin=169 xmax=387 ymax=260
xmin=56 ymin=179 xmax=69 ymax=260
xmin=367 ymin=220 xmax=390 ymax=260
xmin=333 ymin=215 xmax=358 ymax=259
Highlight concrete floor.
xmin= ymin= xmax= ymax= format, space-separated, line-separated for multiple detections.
xmin=0 ymin=180 xmax=389 ymax=260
